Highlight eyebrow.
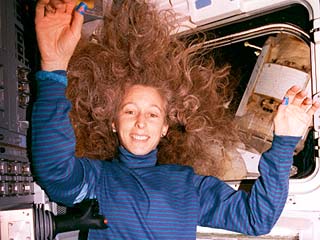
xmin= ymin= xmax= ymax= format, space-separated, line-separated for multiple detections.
xmin=121 ymin=102 xmax=164 ymax=113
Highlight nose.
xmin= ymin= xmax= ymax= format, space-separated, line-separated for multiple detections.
xmin=135 ymin=113 xmax=146 ymax=129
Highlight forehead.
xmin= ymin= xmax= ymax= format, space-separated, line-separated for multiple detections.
xmin=122 ymin=85 xmax=165 ymax=108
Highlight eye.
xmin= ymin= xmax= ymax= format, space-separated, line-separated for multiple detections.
xmin=149 ymin=112 xmax=159 ymax=118
xmin=125 ymin=110 xmax=135 ymax=115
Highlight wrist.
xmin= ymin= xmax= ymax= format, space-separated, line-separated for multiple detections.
xmin=41 ymin=60 xmax=69 ymax=71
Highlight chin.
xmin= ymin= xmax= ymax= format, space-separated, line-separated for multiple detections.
xmin=128 ymin=148 xmax=151 ymax=156
xmin=137 ymin=150 xmax=152 ymax=156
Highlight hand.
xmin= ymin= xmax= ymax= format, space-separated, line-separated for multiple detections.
xmin=35 ymin=0 xmax=84 ymax=71
xmin=274 ymin=85 xmax=320 ymax=137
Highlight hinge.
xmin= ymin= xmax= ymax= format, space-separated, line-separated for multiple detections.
xmin=310 ymin=27 xmax=320 ymax=33
xmin=314 ymin=131 xmax=320 ymax=158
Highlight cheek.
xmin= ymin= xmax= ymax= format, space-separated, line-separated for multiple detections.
xmin=151 ymin=121 xmax=166 ymax=134
xmin=117 ymin=116 xmax=133 ymax=129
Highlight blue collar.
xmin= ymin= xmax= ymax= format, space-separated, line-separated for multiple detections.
xmin=116 ymin=146 xmax=158 ymax=168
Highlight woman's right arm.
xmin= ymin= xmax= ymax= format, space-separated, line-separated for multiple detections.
xmin=32 ymin=0 xmax=98 ymax=206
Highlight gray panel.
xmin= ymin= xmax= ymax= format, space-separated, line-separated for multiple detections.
xmin=0 ymin=0 xmax=34 ymax=209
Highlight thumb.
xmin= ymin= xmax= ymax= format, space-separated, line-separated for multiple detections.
xmin=277 ymin=104 xmax=287 ymax=113
xmin=71 ymin=2 xmax=87 ymax=36
xmin=274 ymin=97 xmax=289 ymax=121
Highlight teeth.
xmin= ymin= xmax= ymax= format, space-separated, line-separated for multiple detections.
xmin=132 ymin=135 xmax=148 ymax=140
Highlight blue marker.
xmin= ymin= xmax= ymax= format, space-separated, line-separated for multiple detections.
xmin=75 ymin=2 xmax=88 ymax=15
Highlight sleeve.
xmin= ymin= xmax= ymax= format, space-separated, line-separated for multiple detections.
xmin=193 ymin=135 xmax=300 ymax=236
xmin=31 ymin=71 xmax=101 ymax=206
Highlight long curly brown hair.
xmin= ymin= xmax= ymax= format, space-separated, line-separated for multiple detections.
xmin=66 ymin=0 xmax=241 ymax=178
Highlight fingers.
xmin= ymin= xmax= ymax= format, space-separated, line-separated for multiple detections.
xmin=36 ymin=0 xmax=77 ymax=18
xmin=71 ymin=2 xmax=87 ymax=36
xmin=285 ymin=85 xmax=300 ymax=97
xmin=284 ymin=85 xmax=304 ymax=105
xmin=282 ymin=85 xmax=320 ymax=114
xmin=292 ymin=90 xmax=308 ymax=106
xmin=52 ymin=0 xmax=76 ymax=14
xmin=48 ymin=0 xmax=74 ymax=9
xmin=65 ymin=1 xmax=77 ymax=14
xmin=51 ymin=3 xmax=66 ymax=14
xmin=35 ymin=0 xmax=50 ymax=21
xmin=278 ymin=85 xmax=302 ymax=112
xmin=35 ymin=0 xmax=84 ymax=35
xmin=306 ymin=101 xmax=320 ymax=116
xmin=45 ymin=4 xmax=57 ymax=16
xmin=283 ymin=85 xmax=310 ymax=107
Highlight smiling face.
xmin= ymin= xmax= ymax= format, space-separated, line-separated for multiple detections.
xmin=112 ymin=85 xmax=169 ymax=156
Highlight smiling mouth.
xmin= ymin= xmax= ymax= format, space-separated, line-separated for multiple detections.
xmin=131 ymin=135 xmax=149 ymax=141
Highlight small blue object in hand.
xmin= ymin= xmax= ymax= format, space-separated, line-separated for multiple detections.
xmin=76 ymin=2 xmax=88 ymax=15
xmin=282 ymin=96 xmax=289 ymax=105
